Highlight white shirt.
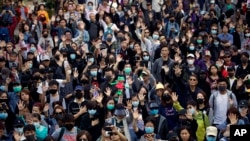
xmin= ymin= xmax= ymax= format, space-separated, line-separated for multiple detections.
xmin=213 ymin=93 xmax=228 ymax=124
xmin=152 ymin=0 xmax=163 ymax=12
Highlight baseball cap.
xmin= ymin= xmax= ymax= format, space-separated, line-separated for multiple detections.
xmin=75 ymin=85 xmax=83 ymax=91
xmin=142 ymin=71 xmax=149 ymax=76
xmin=187 ymin=53 xmax=195 ymax=58
xmin=204 ymin=50 xmax=211 ymax=56
xmin=41 ymin=54 xmax=50 ymax=61
xmin=114 ymin=105 xmax=126 ymax=116
xmin=149 ymin=102 xmax=159 ymax=109
xmin=155 ymin=83 xmax=164 ymax=90
xmin=206 ymin=126 xmax=218 ymax=137
xmin=239 ymin=100 xmax=248 ymax=108
xmin=14 ymin=118 xmax=25 ymax=127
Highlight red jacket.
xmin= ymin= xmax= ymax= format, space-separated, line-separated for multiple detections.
xmin=15 ymin=6 xmax=29 ymax=22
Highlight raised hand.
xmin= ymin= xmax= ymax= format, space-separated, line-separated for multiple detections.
xmin=104 ymin=87 xmax=112 ymax=97
xmin=17 ymin=100 xmax=25 ymax=111
xmin=170 ymin=92 xmax=178 ymax=102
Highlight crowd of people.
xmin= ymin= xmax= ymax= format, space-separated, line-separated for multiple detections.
xmin=0 ymin=0 xmax=250 ymax=140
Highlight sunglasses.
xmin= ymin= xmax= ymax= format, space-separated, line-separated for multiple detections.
xmin=189 ymin=79 xmax=197 ymax=81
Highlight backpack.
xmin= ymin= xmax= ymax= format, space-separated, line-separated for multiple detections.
xmin=104 ymin=24 xmax=113 ymax=39
xmin=0 ymin=13 xmax=13 ymax=26
xmin=57 ymin=127 xmax=81 ymax=141
xmin=46 ymin=93 xmax=64 ymax=105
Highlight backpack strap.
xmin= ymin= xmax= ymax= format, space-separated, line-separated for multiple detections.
xmin=57 ymin=127 xmax=65 ymax=141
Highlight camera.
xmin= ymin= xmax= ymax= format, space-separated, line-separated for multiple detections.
xmin=6 ymin=10 xmax=9 ymax=13
xmin=105 ymin=131 xmax=112 ymax=137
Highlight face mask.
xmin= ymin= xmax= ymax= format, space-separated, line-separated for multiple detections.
xmin=13 ymin=86 xmax=22 ymax=93
xmin=55 ymin=114 xmax=63 ymax=120
xmin=33 ymin=122 xmax=40 ymax=128
xmin=64 ymin=123 xmax=74 ymax=131
xmin=106 ymin=75 xmax=113 ymax=82
xmin=70 ymin=54 xmax=76 ymax=60
xmin=145 ymin=127 xmax=154 ymax=134
xmin=0 ymin=85 xmax=5 ymax=91
xmin=88 ymin=5 xmax=93 ymax=10
xmin=189 ymin=46 xmax=195 ymax=50
xmin=197 ymin=39 xmax=203 ymax=44
xmin=15 ymin=127 xmax=23 ymax=134
xmin=88 ymin=109 xmax=97 ymax=115
xmin=49 ymin=89 xmax=57 ymax=95
xmin=152 ymin=34 xmax=159 ymax=40
xmin=197 ymin=98 xmax=204 ymax=104
xmin=90 ymin=71 xmax=97 ymax=77
xmin=75 ymin=92 xmax=83 ymax=99
xmin=88 ymin=58 xmax=94 ymax=63
xmin=206 ymin=136 xmax=216 ymax=141
xmin=132 ymin=101 xmax=139 ymax=107
xmin=106 ymin=37 xmax=112 ymax=42
xmin=30 ymin=47 xmax=36 ymax=52
xmin=55 ymin=55 xmax=60 ymax=60
xmin=107 ymin=104 xmax=115 ymax=110
xmin=213 ymin=41 xmax=219 ymax=46
xmin=162 ymin=94 xmax=171 ymax=102
xmin=0 ymin=113 xmax=8 ymax=120
xmin=245 ymin=33 xmax=250 ymax=37
xmin=218 ymin=86 xmax=227 ymax=92
xmin=211 ymin=30 xmax=217 ymax=34
xmin=124 ymin=67 xmax=132 ymax=74
xmin=25 ymin=134 xmax=36 ymax=141
xmin=129 ymin=44 xmax=134 ymax=49
xmin=188 ymin=108 xmax=195 ymax=115
xmin=170 ymin=19 xmax=175 ymax=23
xmin=29 ymin=63 xmax=33 ymax=69
xmin=241 ymin=58 xmax=248 ymax=63
xmin=150 ymin=109 xmax=159 ymax=115
xmin=43 ymin=34 xmax=48 ymax=38
xmin=187 ymin=59 xmax=194 ymax=65
xmin=143 ymin=56 xmax=149 ymax=61
xmin=228 ymin=72 xmax=234 ymax=78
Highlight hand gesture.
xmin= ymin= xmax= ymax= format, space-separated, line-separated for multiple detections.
xmin=96 ymin=93 xmax=104 ymax=103
xmin=91 ymin=118 xmax=99 ymax=126
xmin=141 ymin=22 xmax=147 ymax=30
xmin=170 ymin=92 xmax=178 ymax=102
xmin=73 ymin=69 xmax=79 ymax=79
xmin=42 ymin=82 xmax=48 ymax=93
xmin=228 ymin=113 xmax=237 ymax=124
xmin=229 ymin=97 xmax=234 ymax=106
xmin=54 ymin=36 xmax=59 ymax=42
xmin=174 ymin=53 xmax=182 ymax=63
xmin=43 ymin=103 xmax=49 ymax=112
xmin=79 ymin=106 xmax=87 ymax=114
xmin=19 ymin=33 xmax=24 ymax=40
xmin=133 ymin=109 xmax=139 ymax=120
xmin=17 ymin=100 xmax=25 ymax=111
xmin=13 ymin=131 xmax=21 ymax=141
xmin=162 ymin=65 xmax=169 ymax=74
xmin=136 ymin=21 xmax=141 ymax=28
xmin=126 ymin=100 xmax=132 ymax=110
xmin=127 ymin=77 xmax=134 ymax=85
xmin=138 ymin=93 xmax=146 ymax=102
xmin=51 ymin=15 xmax=55 ymax=22
xmin=116 ymin=54 xmax=122 ymax=62
xmin=195 ymin=51 xmax=200 ymax=59
xmin=61 ymin=35 xmax=66 ymax=42
xmin=104 ymin=87 xmax=112 ymax=97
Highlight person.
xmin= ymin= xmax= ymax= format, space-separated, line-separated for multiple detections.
xmin=52 ymin=113 xmax=80 ymax=141
xmin=13 ymin=124 xmax=37 ymax=141
xmin=205 ymin=126 xmax=218 ymax=141
xmin=76 ymin=130 xmax=92 ymax=141
xmin=178 ymin=126 xmax=196 ymax=141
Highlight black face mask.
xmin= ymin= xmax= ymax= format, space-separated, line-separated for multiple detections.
xmin=228 ymin=72 xmax=234 ymax=78
xmin=25 ymin=134 xmax=36 ymax=141
xmin=49 ymin=89 xmax=57 ymax=95
xmin=170 ymin=19 xmax=175 ymax=23
xmin=81 ymin=79 xmax=89 ymax=85
xmin=64 ymin=123 xmax=74 ymax=130
xmin=75 ymin=92 xmax=83 ymax=99
xmin=197 ymin=98 xmax=204 ymax=104
xmin=241 ymin=58 xmax=248 ymax=64
xmin=55 ymin=114 xmax=63 ymax=120
xmin=106 ymin=37 xmax=112 ymax=42
xmin=162 ymin=94 xmax=171 ymax=102
xmin=0 ymin=99 xmax=9 ymax=104
xmin=55 ymin=55 xmax=60 ymax=60
xmin=47 ymin=74 xmax=53 ymax=80
xmin=106 ymin=75 xmax=113 ymax=82
xmin=199 ymin=74 xmax=206 ymax=80
xmin=43 ymin=34 xmax=48 ymax=38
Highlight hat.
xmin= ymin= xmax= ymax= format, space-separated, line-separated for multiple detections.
xmin=0 ymin=57 xmax=6 ymax=62
xmin=210 ymin=0 xmax=215 ymax=3
xmin=142 ymin=71 xmax=149 ymax=76
xmin=156 ymin=83 xmax=164 ymax=90
xmin=14 ymin=118 xmax=25 ymax=127
xmin=114 ymin=106 xmax=126 ymax=116
xmin=239 ymin=100 xmax=248 ymax=108
xmin=166 ymin=132 xmax=178 ymax=140
xmin=187 ymin=53 xmax=195 ymax=58
xmin=205 ymin=50 xmax=211 ymax=56
xmin=206 ymin=126 xmax=218 ymax=137
xmin=178 ymin=109 xmax=187 ymax=115
xmin=75 ymin=85 xmax=83 ymax=91
xmin=149 ymin=102 xmax=159 ymax=109
xmin=41 ymin=54 xmax=50 ymax=61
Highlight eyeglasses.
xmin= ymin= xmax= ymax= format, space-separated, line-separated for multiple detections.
xmin=240 ymin=106 xmax=248 ymax=109
xmin=150 ymin=107 xmax=158 ymax=110
xmin=224 ymin=56 xmax=231 ymax=58
xmin=189 ymin=79 xmax=197 ymax=81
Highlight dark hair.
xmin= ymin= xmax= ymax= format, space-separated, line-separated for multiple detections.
xmin=33 ymin=102 xmax=43 ymax=112
xmin=48 ymin=80 xmax=59 ymax=87
xmin=144 ymin=116 xmax=155 ymax=126
xmin=32 ymin=113 xmax=41 ymax=121
xmin=186 ymin=100 xmax=197 ymax=107
xmin=241 ymin=52 xmax=250 ymax=58
xmin=63 ymin=113 xmax=75 ymax=123
xmin=160 ymin=43 xmax=169 ymax=49
xmin=23 ymin=124 xmax=36 ymax=133
xmin=104 ymin=68 xmax=115 ymax=74
xmin=217 ymin=77 xmax=228 ymax=84
xmin=87 ymin=101 xmax=97 ymax=110
xmin=226 ymin=107 xmax=240 ymax=123
xmin=178 ymin=126 xmax=195 ymax=141
xmin=77 ymin=130 xmax=92 ymax=141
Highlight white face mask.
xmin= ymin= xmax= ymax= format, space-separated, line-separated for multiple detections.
xmin=187 ymin=59 xmax=194 ymax=65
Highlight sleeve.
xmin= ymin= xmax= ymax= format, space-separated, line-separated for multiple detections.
xmin=51 ymin=128 xmax=60 ymax=140
xmin=56 ymin=79 xmax=65 ymax=87
xmin=173 ymin=101 xmax=184 ymax=112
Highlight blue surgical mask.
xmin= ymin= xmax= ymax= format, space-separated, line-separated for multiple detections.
xmin=132 ymin=101 xmax=139 ymax=107
xmin=152 ymin=34 xmax=159 ymax=40
xmin=88 ymin=58 xmax=94 ymax=63
xmin=197 ymin=39 xmax=203 ymax=44
xmin=124 ymin=67 xmax=132 ymax=74
xmin=0 ymin=113 xmax=8 ymax=120
xmin=88 ymin=5 xmax=93 ymax=10
xmin=188 ymin=108 xmax=195 ymax=115
xmin=206 ymin=136 xmax=216 ymax=141
xmin=213 ymin=42 xmax=219 ymax=46
xmin=13 ymin=86 xmax=22 ymax=93
xmin=70 ymin=54 xmax=76 ymax=60
xmin=150 ymin=109 xmax=159 ymax=115
xmin=145 ymin=127 xmax=154 ymax=134
xmin=88 ymin=109 xmax=97 ymax=115
xmin=90 ymin=71 xmax=97 ymax=77
xmin=29 ymin=63 xmax=33 ymax=69
xmin=143 ymin=56 xmax=149 ymax=61
xmin=211 ymin=30 xmax=217 ymax=34
xmin=30 ymin=47 xmax=36 ymax=52
xmin=33 ymin=122 xmax=40 ymax=128
xmin=189 ymin=46 xmax=195 ymax=50
xmin=0 ymin=85 xmax=5 ymax=91
xmin=15 ymin=127 xmax=23 ymax=134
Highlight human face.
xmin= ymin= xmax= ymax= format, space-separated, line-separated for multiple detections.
xmin=188 ymin=76 xmax=198 ymax=86
xmin=197 ymin=93 xmax=204 ymax=99
xmin=180 ymin=129 xmax=191 ymax=141
xmin=210 ymin=66 xmax=218 ymax=75
xmin=21 ymin=92 xmax=29 ymax=102
xmin=32 ymin=106 xmax=40 ymax=114
xmin=79 ymin=135 xmax=88 ymax=141
xmin=0 ymin=93 xmax=7 ymax=99
xmin=161 ymin=47 xmax=169 ymax=57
